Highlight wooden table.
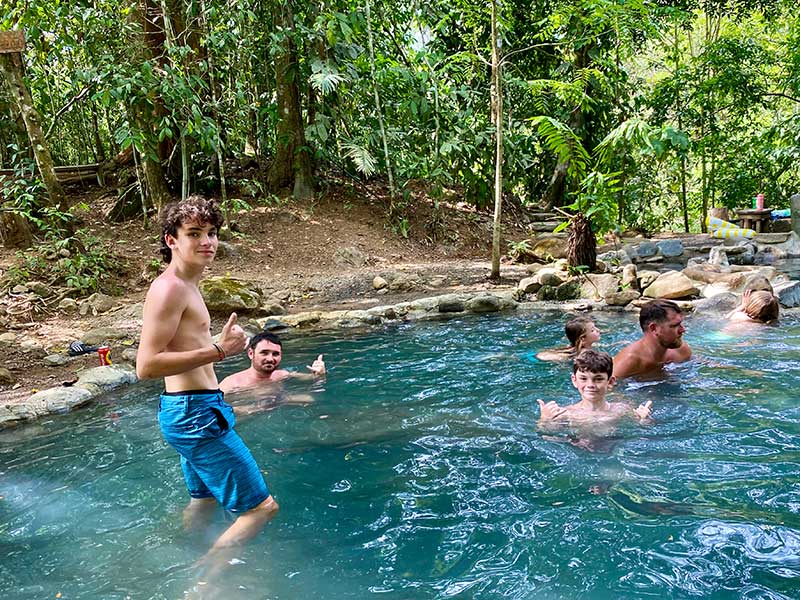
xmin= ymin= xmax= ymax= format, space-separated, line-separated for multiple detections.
xmin=736 ymin=208 xmax=772 ymax=233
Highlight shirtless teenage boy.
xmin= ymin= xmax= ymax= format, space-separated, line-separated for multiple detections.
xmin=612 ymin=298 xmax=692 ymax=380
xmin=136 ymin=196 xmax=278 ymax=553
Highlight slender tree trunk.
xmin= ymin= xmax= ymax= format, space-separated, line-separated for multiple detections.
xmin=267 ymin=0 xmax=314 ymax=199
xmin=490 ymin=0 xmax=504 ymax=281
xmin=0 ymin=53 xmax=68 ymax=212
xmin=674 ymin=24 xmax=689 ymax=233
xmin=365 ymin=0 xmax=396 ymax=202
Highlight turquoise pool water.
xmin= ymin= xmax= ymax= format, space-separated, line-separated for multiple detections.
xmin=2 ymin=310 xmax=800 ymax=599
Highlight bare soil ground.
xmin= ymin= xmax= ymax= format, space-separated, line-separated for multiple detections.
xmin=0 ymin=176 xmax=528 ymax=405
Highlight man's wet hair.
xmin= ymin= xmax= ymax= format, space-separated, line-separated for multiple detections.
xmin=573 ymin=349 xmax=613 ymax=377
xmin=639 ymin=299 xmax=682 ymax=331
xmin=160 ymin=195 xmax=224 ymax=263
xmin=249 ymin=331 xmax=283 ymax=351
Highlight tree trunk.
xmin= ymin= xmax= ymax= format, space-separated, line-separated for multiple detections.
xmin=0 ymin=53 xmax=68 ymax=212
xmin=490 ymin=0 xmax=503 ymax=281
xmin=267 ymin=0 xmax=314 ymax=199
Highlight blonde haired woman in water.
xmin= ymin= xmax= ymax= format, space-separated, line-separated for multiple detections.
xmin=727 ymin=289 xmax=779 ymax=324
xmin=536 ymin=317 xmax=601 ymax=362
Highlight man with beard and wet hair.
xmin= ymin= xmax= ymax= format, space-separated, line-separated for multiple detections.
xmin=612 ymin=299 xmax=692 ymax=379
xmin=219 ymin=332 xmax=326 ymax=395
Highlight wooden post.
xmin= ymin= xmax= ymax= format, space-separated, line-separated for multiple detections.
xmin=0 ymin=30 xmax=69 ymax=213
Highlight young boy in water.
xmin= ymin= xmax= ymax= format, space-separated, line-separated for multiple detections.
xmin=537 ymin=349 xmax=652 ymax=427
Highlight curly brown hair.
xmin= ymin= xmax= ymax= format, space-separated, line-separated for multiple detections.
xmin=159 ymin=195 xmax=224 ymax=263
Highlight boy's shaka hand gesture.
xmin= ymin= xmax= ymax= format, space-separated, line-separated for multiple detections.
xmin=634 ymin=400 xmax=653 ymax=422
xmin=537 ymin=399 xmax=567 ymax=421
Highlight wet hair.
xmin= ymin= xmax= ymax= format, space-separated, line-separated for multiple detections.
xmin=639 ymin=299 xmax=682 ymax=331
xmin=743 ymin=290 xmax=779 ymax=323
xmin=160 ymin=195 xmax=224 ymax=263
xmin=565 ymin=317 xmax=594 ymax=354
xmin=573 ymin=349 xmax=613 ymax=377
xmin=249 ymin=331 xmax=283 ymax=351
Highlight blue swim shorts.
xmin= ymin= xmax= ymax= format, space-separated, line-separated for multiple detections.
xmin=158 ymin=389 xmax=270 ymax=513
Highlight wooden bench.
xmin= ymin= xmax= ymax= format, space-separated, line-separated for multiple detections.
xmin=736 ymin=208 xmax=772 ymax=233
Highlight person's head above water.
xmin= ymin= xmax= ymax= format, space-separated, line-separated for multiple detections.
xmin=742 ymin=290 xmax=779 ymax=323
xmin=573 ymin=348 xmax=613 ymax=378
xmin=565 ymin=317 xmax=600 ymax=354
xmin=247 ymin=331 xmax=284 ymax=375
xmin=160 ymin=195 xmax=224 ymax=263
xmin=639 ymin=298 xmax=686 ymax=350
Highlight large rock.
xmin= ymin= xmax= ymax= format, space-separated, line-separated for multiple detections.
xmin=529 ymin=235 xmax=568 ymax=260
xmin=465 ymin=294 xmax=504 ymax=313
xmin=774 ymin=281 xmax=800 ymax=308
xmin=709 ymin=247 xmax=729 ymax=267
xmin=556 ymin=280 xmax=582 ymax=301
xmin=333 ymin=246 xmax=369 ymax=267
xmin=0 ymin=366 xmax=14 ymax=384
xmin=437 ymin=294 xmax=466 ymax=313
xmin=656 ymin=239 xmax=684 ymax=258
xmin=741 ymin=273 xmax=774 ymax=294
xmin=638 ymin=270 xmax=660 ymax=289
xmin=621 ymin=264 xmax=638 ymax=290
xmin=605 ymin=289 xmax=641 ymax=306
xmin=694 ymin=292 xmax=739 ymax=315
xmin=387 ymin=272 xmax=420 ymax=292
xmin=27 ymin=387 xmax=94 ymax=414
xmin=633 ymin=240 xmax=658 ymax=259
xmin=517 ymin=277 xmax=541 ymax=294
xmin=597 ymin=249 xmax=632 ymax=266
xmin=76 ymin=364 xmax=138 ymax=393
xmin=579 ymin=274 xmax=618 ymax=300
xmin=642 ymin=270 xmax=699 ymax=299
xmin=87 ymin=292 xmax=116 ymax=314
xmin=200 ymin=277 xmax=262 ymax=312
xmin=537 ymin=268 xmax=565 ymax=287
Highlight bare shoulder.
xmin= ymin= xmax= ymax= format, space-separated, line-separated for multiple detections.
xmin=613 ymin=342 xmax=642 ymax=377
xmin=536 ymin=349 xmax=572 ymax=362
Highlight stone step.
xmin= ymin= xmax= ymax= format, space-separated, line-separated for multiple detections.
xmin=529 ymin=221 xmax=565 ymax=232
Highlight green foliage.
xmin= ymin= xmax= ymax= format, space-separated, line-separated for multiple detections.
xmin=4 ymin=232 xmax=123 ymax=296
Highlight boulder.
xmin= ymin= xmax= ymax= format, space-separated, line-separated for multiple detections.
xmin=556 ymin=280 xmax=582 ymax=301
xmin=579 ymin=274 xmax=618 ymax=301
xmin=0 ymin=332 xmax=17 ymax=346
xmin=438 ymin=294 xmax=466 ymax=313
xmin=76 ymin=364 xmax=137 ymax=392
xmin=517 ymin=277 xmax=541 ymax=294
xmin=28 ymin=387 xmax=94 ymax=414
xmin=656 ymin=239 xmax=684 ymax=258
xmin=27 ymin=281 xmax=52 ymax=297
xmin=597 ymin=249 xmax=632 ymax=266
xmin=774 ymin=281 xmax=800 ymax=308
xmin=333 ymin=246 xmax=369 ymax=267
xmin=372 ymin=276 xmax=388 ymax=290
xmin=694 ymin=292 xmax=739 ymax=315
xmin=642 ymin=270 xmax=699 ymax=299
xmin=89 ymin=292 xmax=117 ymax=313
xmin=388 ymin=272 xmax=420 ymax=292
xmin=465 ymin=294 xmax=503 ymax=313
xmin=529 ymin=235 xmax=568 ymax=260
xmin=682 ymin=264 xmax=724 ymax=284
xmin=537 ymin=268 xmax=565 ymax=287
xmin=740 ymin=273 xmax=774 ymax=294
xmin=633 ymin=240 xmax=658 ymax=259
xmin=43 ymin=354 xmax=70 ymax=367
xmin=621 ymin=264 xmax=638 ymax=290
xmin=638 ymin=270 xmax=660 ymax=289
xmin=537 ymin=285 xmax=558 ymax=301
xmin=605 ymin=289 xmax=641 ymax=306
xmin=709 ymin=247 xmax=729 ymax=267
xmin=200 ymin=277 xmax=262 ymax=312
xmin=58 ymin=298 xmax=79 ymax=313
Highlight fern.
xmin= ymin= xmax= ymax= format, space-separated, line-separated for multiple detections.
xmin=309 ymin=60 xmax=348 ymax=95
xmin=342 ymin=142 xmax=377 ymax=177
xmin=529 ymin=115 xmax=590 ymax=180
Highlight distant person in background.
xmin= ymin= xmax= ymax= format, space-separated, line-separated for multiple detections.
xmin=613 ymin=299 xmax=692 ymax=379
xmin=536 ymin=317 xmax=601 ymax=362
xmin=220 ymin=331 xmax=325 ymax=387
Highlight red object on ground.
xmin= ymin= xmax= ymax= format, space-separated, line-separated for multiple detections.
xmin=98 ymin=346 xmax=112 ymax=366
